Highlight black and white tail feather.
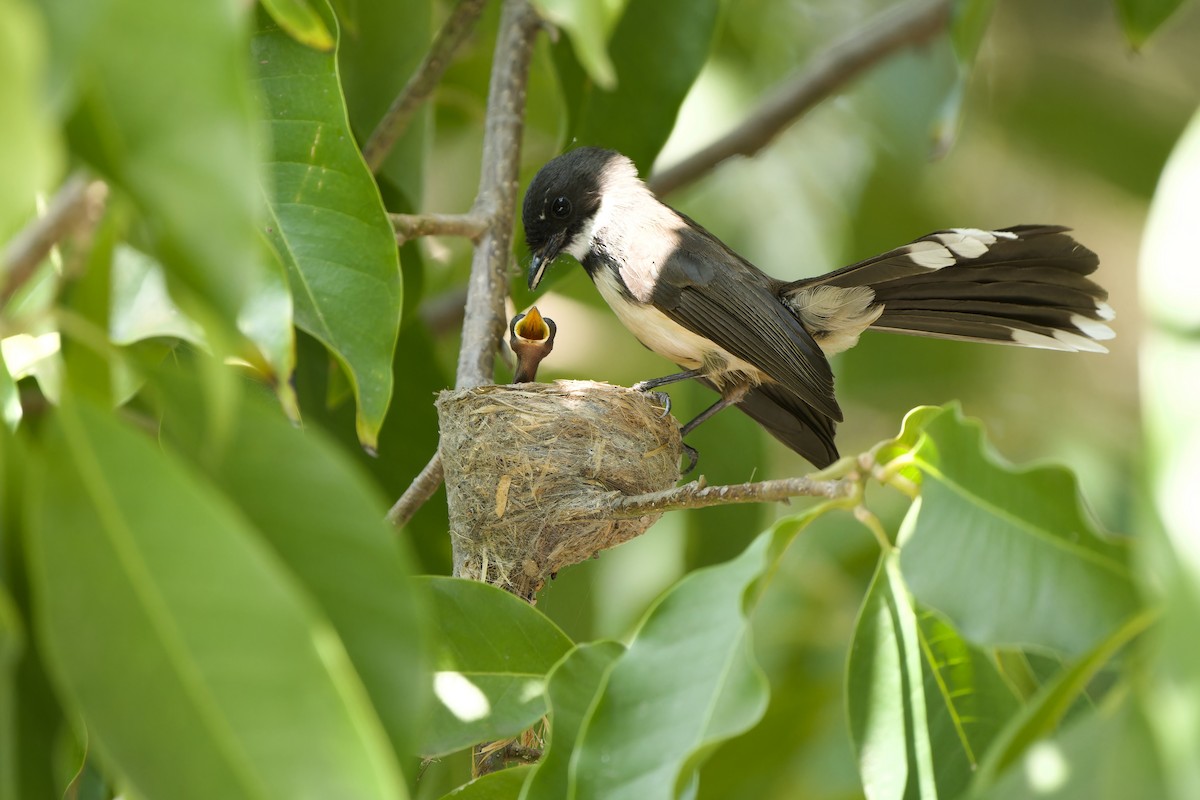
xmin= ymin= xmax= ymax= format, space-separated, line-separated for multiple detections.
xmin=738 ymin=225 xmax=1113 ymax=467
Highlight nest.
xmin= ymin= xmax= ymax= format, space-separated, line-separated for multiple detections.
xmin=436 ymin=380 xmax=682 ymax=601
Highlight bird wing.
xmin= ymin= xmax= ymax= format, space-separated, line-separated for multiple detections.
xmin=653 ymin=226 xmax=842 ymax=422
xmin=700 ymin=378 xmax=840 ymax=468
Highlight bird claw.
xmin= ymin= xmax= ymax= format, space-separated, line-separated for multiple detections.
xmin=632 ymin=382 xmax=672 ymax=416
xmin=680 ymin=443 xmax=699 ymax=475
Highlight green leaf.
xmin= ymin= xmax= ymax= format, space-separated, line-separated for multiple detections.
xmin=0 ymin=0 xmax=61 ymax=243
xmin=419 ymin=577 xmax=573 ymax=757
xmin=534 ymin=0 xmax=620 ymax=89
xmin=951 ymin=0 xmax=997 ymax=65
xmin=971 ymin=610 xmax=1153 ymax=792
xmin=152 ymin=362 xmax=427 ymax=769
xmin=260 ymin=0 xmax=335 ymax=51
xmin=915 ymin=609 xmax=1020 ymax=797
xmin=974 ymin=698 xmax=1167 ymax=800
xmin=0 ymin=356 xmax=19 ymax=430
xmin=252 ymin=4 xmax=402 ymax=451
xmin=565 ymin=507 xmax=832 ymax=799
xmin=42 ymin=0 xmax=293 ymax=385
xmin=1114 ymin=0 xmax=1187 ymax=48
xmin=898 ymin=405 xmax=1139 ymax=655
xmin=25 ymin=398 xmax=407 ymax=799
xmin=847 ymin=554 xmax=936 ymax=800
xmin=554 ymin=0 xmax=719 ymax=171
xmin=109 ymin=245 xmax=205 ymax=347
xmin=334 ymin=0 xmax=429 ymax=206
xmin=522 ymin=641 xmax=624 ymax=800
xmin=439 ymin=765 xmax=533 ymax=800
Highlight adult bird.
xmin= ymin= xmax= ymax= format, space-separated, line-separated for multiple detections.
xmin=522 ymin=147 xmax=1114 ymax=468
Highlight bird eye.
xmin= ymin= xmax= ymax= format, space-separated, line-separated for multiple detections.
xmin=550 ymin=196 xmax=572 ymax=219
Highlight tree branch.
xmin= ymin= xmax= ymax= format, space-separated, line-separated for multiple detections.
xmin=2 ymin=174 xmax=107 ymax=307
xmin=454 ymin=0 xmax=540 ymax=390
xmin=389 ymin=0 xmax=540 ymax=532
xmin=648 ymin=0 xmax=954 ymax=196
xmin=598 ymin=474 xmax=853 ymax=519
xmin=362 ymin=0 xmax=490 ymax=172
xmin=391 ymin=211 xmax=489 ymax=245
xmin=387 ymin=452 xmax=445 ymax=529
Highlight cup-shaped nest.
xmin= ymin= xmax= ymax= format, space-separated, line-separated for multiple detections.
xmin=436 ymin=380 xmax=682 ymax=601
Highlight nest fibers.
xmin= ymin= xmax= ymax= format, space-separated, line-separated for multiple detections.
xmin=437 ymin=380 xmax=682 ymax=601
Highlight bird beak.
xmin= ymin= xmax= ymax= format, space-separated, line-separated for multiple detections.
xmin=527 ymin=231 xmax=567 ymax=291
xmin=513 ymin=305 xmax=551 ymax=341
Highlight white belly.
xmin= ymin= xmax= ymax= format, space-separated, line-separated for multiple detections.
xmin=591 ymin=267 xmax=763 ymax=378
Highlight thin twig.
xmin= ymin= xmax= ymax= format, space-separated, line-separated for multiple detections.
xmin=362 ymin=0 xmax=490 ymax=172
xmin=387 ymin=452 xmax=445 ymax=529
xmin=599 ymin=475 xmax=853 ymax=519
xmin=455 ymin=0 xmax=540 ymax=390
xmin=648 ymin=0 xmax=954 ymax=196
xmin=391 ymin=211 xmax=489 ymax=245
xmin=2 ymin=175 xmax=106 ymax=307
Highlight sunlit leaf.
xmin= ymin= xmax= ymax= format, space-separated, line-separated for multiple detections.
xmin=41 ymin=0 xmax=293 ymax=385
xmin=534 ymin=0 xmax=619 ymax=89
xmin=25 ymin=398 xmax=407 ymax=799
xmin=1114 ymin=0 xmax=1187 ymax=47
xmin=553 ymin=0 xmax=719 ymax=171
xmin=260 ymin=0 xmax=335 ymax=51
xmin=109 ymin=245 xmax=204 ymax=346
xmin=898 ymin=405 xmax=1139 ymax=655
xmin=974 ymin=698 xmax=1167 ymax=799
xmin=971 ymin=610 xmax=1153 ymax=792
xmin=418 ymin=577 xmax=572 ymax=757
xmin=847 ymin=554 xmax=935 ymax=800
xmin=252 ymin=4 xmax=402 ymax=451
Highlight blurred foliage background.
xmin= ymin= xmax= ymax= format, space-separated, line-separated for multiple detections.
xmin=3 ymin=0 xmax=1200 ymax=796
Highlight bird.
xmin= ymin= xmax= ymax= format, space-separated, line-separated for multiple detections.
xmin=522 ymin=146 xmax=1114 ymax=469
xmin=509 ymin=305 xmax=557 ymax=383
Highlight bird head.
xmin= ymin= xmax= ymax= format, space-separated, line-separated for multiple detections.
xmin=522 ymin=147 xmax=631 ymax=290
xmin=508 ymin=306 xmax=557 ymax=383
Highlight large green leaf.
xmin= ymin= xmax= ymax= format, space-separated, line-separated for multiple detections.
xmin=0 ymin=0 xmax=60 ymax=243
xmin=915 ymin=609 xmax=1020 ymax=797
xmin=897 ymin=405 xmax=1139 ymax=656
xmin=970 ymin=610 xmax=1153 ymax=792
xmin=334 ymin=0 xmax=427 ymax=205
xmin=974 ymin=698 xmax=1167 ymax=799
xmin=25 ymin=398 xmax=406 ymax=799
xmin=419 ymin=577 xmax=573 ymax=758
xmin=553 ymin=0 xmax=719 ymax=172
xmin=847 ymin=554 xmax=935 ymax=800
xmin=252 ymin=4 xmax=402 ymax=451
xmin=41 ymin=0 xmax=293 ymax=384
xmin=260 ymin=0 xmax=334 ymax=51
xmin=522 ymin=641 xmax=624 ymax=800
xmin=152 ymin=363 xmax=427 ymax=769
xmin=1114 ymin=0 xmax=1188 ymax=47
xmin=565 ymin=508 xmax=831 ymax=799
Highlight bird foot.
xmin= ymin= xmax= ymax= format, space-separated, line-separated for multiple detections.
xmin=632 ymin=383 xmax=672 ymax=417
xmin=680 ymin=443 xmax=699 ymax=475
